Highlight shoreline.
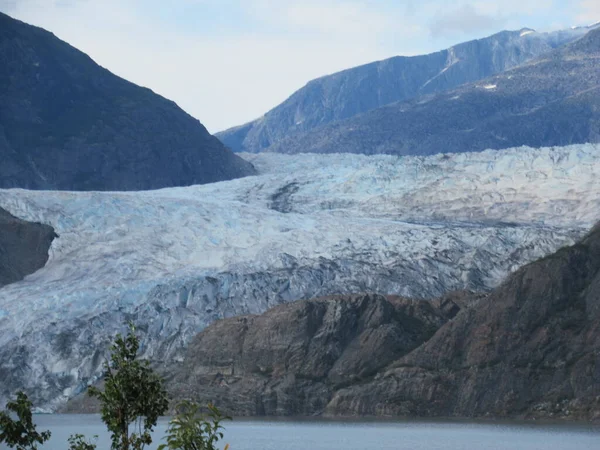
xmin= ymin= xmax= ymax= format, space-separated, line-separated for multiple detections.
xmin=35 ymin=412 xmax=600 ymax=428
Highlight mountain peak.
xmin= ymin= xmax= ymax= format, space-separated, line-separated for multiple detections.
xmin=0 ymin=12 xmax=255 ymax=190
xmin=217 ymin=25 xmax=590 ymax=154
xmin=265 ymin=27 xmax=600 ymax=156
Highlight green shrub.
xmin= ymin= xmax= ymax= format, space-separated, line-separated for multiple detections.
xmin=158 ymin=401 xmax=231 ymax=450
xmin=0 ymin=392 xmax=51 ymax=450
xmin=88 ymin=323 xmax=169 ymax=450
xmin=67 ymin=433 xmax=98 ymax=450
xmin=1 ymin=325 xmax=231 ymax=450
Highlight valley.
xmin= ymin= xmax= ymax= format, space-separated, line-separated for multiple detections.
xmin=0 ymin=144 xmax=598 ymax=411
xmin=1 ymin=6 xmax=600 ymax=432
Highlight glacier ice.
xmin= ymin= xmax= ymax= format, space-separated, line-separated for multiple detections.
xmin=0 ymin=143 xmax=599 ymax=409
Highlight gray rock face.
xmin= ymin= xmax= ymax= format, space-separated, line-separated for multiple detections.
xmin=166 ymin=293 xmax=463 ymax=416
xmin=266 ymin=28 xmax=600 ymax=156
xmin=0 ymin=207 xmax=56 ymax=287
xmin=0 ymin=12 xmax=255 ymax=190
xmin=216 ymin=27 xmax=590 ymax=154
xmin=327 ymin=224 xmax=600 ymax=420
xmin=167 ymin=224 xmax=600 ymax=421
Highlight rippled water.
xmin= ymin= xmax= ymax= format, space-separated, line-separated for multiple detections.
xmin=34 ymin=415 xmax=600 ymax=450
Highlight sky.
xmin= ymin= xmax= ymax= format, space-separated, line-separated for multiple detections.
xmin=0 ymin=0 xmax=599 ymax=133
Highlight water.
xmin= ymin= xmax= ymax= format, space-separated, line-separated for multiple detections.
xmin=31 ymin=415 xmax=600 ymax=450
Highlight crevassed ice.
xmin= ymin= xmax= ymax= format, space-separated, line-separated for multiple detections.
xmin=0 ymin=143 xmax=598 ymax=409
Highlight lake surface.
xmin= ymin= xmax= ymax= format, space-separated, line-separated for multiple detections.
xmin=34 ymin=415 xmax=600 ymax=450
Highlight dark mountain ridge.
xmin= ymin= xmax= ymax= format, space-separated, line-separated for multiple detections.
xmin=0 ymin=12 xmax=255 ymax=190
xmin=267 ymin=27 xmax=600 ymax=156
xmin=217 ymin=27 xmax=592 ymax=153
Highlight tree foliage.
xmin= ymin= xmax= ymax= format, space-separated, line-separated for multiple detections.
xmin=1 ymin=325 xmax=231 ymax=450
xmin=67 ymin=433 xmax=98 ymax=450
xmin=88 ymin=323 xmax=168 ymax=450
xmin=158 ymin=401 xmax=230 ymax=450
xmin=0 ymin=391 xmax=51 ymax=450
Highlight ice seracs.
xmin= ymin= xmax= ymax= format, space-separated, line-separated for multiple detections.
xmin=0 ymin=143 xmax=599 ymax=410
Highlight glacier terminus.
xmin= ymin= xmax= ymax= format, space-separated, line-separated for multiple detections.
xmin=0 ymin=143 xmax=599 ymax=410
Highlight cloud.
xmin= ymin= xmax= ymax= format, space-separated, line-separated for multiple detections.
xmin=576 ymin=0 xmax=600 ymax=24
xmin=263 ymin=0 xmax=395 ymax=35
xmin=0 ymin=0 xmax=16 ymax=10
xmin=241 ymin=0 xmax=425 ymax=48
xmin=0 ymin=0 xmax=83 ymax=10
xmin=427 ymin=0 xmax=558 ymax=38
xmin=429 ymin=4 xmax=505 ymax=37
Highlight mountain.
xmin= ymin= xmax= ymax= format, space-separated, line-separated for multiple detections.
xmin=0 ymin=207 xmax=56 ymax=288
xmin=267 ymin=27 xmax=600 ymax=156
xmin=0 ymin=12 xmax=255 ymax=190
xmin=167 ymin=222 xmax=600 ymax=420
xmin=216 ymin=27 xmax=591 ymax=153
xmin=0 ymin=143 xmax=597 ymax=410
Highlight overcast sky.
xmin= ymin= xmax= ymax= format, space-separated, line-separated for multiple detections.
xmin=1 ymin=0 xmax=599 ymax=132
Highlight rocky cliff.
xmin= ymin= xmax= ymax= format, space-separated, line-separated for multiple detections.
xmin=267 ymin=27 xmax=600 ymax=156
xmin=0 ymin=12 xmax=255 ymax=190
xmin=216 ymin=27 xmax=591 ymax=153
xmin=170 ymin=224 xmax=600 ymax=420
xmin=0 ymin=207 xmax=56 ymax=287
xmin=166 ymin=292 xmax=479 ymax=416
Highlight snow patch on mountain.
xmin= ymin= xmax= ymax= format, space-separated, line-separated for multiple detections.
xmin=0 ymin=143 xmax=599 ymax=409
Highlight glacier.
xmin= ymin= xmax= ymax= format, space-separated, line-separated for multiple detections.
xmin=0 ymin=143 xmax=599 ymax=410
